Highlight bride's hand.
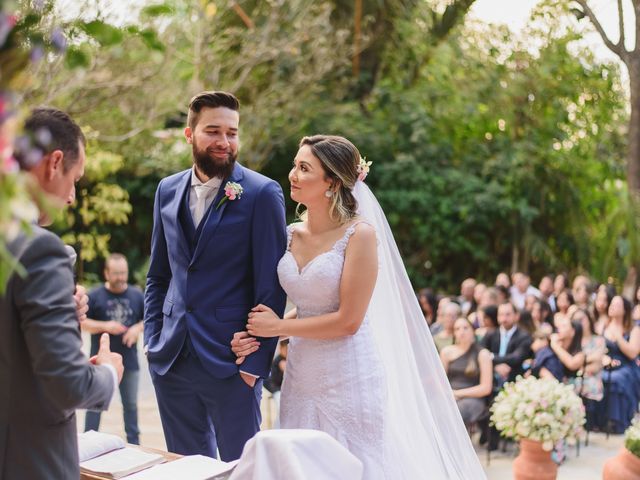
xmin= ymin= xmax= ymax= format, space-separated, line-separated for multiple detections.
xmin=247 ymin=304 xmax=281 ymax=338
xmin=231 ymin=332 xmax=261 ymax=365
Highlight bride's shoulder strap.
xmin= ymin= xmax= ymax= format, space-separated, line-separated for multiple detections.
xmin=334 ymin=219 xmax=373 ymax=254
xmin=286 ymin=223 xmax=303 ymax=250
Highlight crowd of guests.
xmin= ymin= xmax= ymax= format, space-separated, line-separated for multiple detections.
xmin=420 ymin=272 xmax=640 ymax=449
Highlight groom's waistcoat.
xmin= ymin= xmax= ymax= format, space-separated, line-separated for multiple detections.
xmin=144 ymin=164 xmax=287 ymax=379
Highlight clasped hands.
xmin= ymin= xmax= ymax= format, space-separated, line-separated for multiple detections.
xmin=231 ymin=304 xmax=281 ymax=365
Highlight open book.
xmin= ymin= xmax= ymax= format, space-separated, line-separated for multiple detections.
xmin=78 ymin=431 xmax=166 ymax=479
xmin=125 ymin=455 xmax=238 ymax=480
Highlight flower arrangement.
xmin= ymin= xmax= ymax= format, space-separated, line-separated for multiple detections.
xmin=490 ymin=376 xmax=585 ymax=451
xmin=216 ymin=181 xmax=243 ymax=208
xmin=625 ymin=417 xmax=640 ymax=458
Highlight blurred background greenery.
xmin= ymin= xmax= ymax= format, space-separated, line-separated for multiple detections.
xmin=10 ymin=0 xmax=638 ymax=292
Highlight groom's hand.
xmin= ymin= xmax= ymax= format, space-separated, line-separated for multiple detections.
xmin=231 ymin=331 xmax=260 ymax=365
xmin=239 ymin=371 xmax=257 ymax=388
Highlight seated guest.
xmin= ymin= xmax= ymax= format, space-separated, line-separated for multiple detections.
xmin=495 ymin=284 xmax=510 ymax=304
xmin=510 ymin=272 xmax=540 ymax=310
xmin=594 ymin=295 xmax=640 ymax=433
xmin=441 ymin=318 xmax=493 ymax=428
xmin=572 ymin=275 xmax=592 ymax=310
xmin=555 ymin=290 xmax=574 ymax=317
xmin=549 ymin=274 xmax=570 ymax=313
xmin=529 ymin=331 xmax=564 ymax=381
xmin=570 ymin=308 xmax=605 ymax=429
xmin=458 ymin=278 xmax=477 ymax=316
xmin=549 ymin=316 xmax=584 ymax=380
xmin=518 ymin=310 xmax=536 ymax=336
xmin=418 ymin=288 xmax=438 ymax=326
xmin=469 ymin=286 xmax=496 ymax=328
xmin=570 ymin=308 xmax=605 ymax=401
xmin=495 ymin=272 xmax=511 ymax=289
xmin=481 ymin=302 xmax=533 ymax=450
xmin=475 ymin=305 xmax=498 ymax=342
xmin=531 ymin=298 xmax=554 ymax=334
xmin=524 ymin=294 xmax=538 ymax=313
xmin=538 ymin=275 xmax=554 ymax=308
xmin=593 ymin=284 xmax=613 ymax=335
xmin=430 ymin=297 xmax=452 ymax=335
xmin=482 ymin=302 xmax=533 ymax=386
xmin=433 ymin=302 xmax=460 ymax=352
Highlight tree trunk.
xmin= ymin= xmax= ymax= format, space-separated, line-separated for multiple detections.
xmin=628 ymin=57 xmax=640 ymax=195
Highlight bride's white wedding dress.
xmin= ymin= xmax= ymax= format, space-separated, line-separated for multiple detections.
xmin=275 ymin=182 xmax=486 ymax=480
xmin=278 ymin=222 xmax=390 ymax=479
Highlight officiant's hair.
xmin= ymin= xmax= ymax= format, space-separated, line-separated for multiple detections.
xmin=18 ymin=107 xmax=86 ymax=172
xmin=298 ymin=135 xmax=359 ymax=224
xmin=187 ymin=91 xmax=240 ymax=129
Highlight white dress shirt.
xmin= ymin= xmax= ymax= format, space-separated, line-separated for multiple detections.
xmin=189 ymin=167 xmax=222 ymax=227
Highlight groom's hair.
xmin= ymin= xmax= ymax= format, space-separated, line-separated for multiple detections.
xmin=187 ymin=91 xmax=240 ymax=129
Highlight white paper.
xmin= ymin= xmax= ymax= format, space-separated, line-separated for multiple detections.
xmin=78 ymin=430 xmax=126 ymax=462
xmin=80 ymin=447 xmax=165 ymax=478
xmin=125 ymin=455 xmax=237 ymax=480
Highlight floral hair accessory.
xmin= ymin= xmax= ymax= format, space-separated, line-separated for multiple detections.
xmin=217 ymin=181 xmax=243 ymax=209
xmin=357 ymin=156 xmax=372 ymax=182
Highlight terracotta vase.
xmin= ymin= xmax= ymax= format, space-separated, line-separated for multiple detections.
xmin=603 ymin=447 xmax=640 ymax=480
xmin=512 ymin=439 xmax=558 ymax=480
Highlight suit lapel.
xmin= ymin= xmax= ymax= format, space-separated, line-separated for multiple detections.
xmin=190 ymin=163 xmax=245 ymax=266
xmin=168 ymin=171 xmax=192 ymax=260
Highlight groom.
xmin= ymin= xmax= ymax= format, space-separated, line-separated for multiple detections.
xmin=144 ymin=91 xmax=287 ymax=460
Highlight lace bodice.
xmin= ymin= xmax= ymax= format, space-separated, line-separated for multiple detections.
xmin=278 ymin=222 xmax=361 ymax=319
xmin=277 ymin=221 xmax=388 ymax=479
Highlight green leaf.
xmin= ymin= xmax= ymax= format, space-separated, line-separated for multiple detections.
xmin=64 ymin=47 xmax=90 ymax=69
xmin=141 ymin=4 xmax=174 ymax=17
xmin=139 ymin=29 xmax=165 ymax=51
xmin=80 ymin=20 xmax=124 ymax=46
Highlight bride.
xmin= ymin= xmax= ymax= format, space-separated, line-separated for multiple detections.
xmin=232 ymin=135 xmax=485 ymax=479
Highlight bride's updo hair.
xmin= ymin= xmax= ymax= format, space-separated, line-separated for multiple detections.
xmin=298 ymin=135 xmax=360 ymax=224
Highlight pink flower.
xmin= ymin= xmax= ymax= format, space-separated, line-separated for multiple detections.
xmin=217 ymin=181 xmax=243 ymax=209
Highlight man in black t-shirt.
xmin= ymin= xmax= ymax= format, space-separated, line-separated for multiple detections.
xmin=82 ymin=253 xmax=144 ymax=444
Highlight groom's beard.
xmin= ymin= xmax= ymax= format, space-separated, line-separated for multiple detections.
xmin=192 ymin=141 xmax=237 ymax=179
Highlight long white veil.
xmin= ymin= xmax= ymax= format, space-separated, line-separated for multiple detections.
xmin=353 ymin=181 xmax=486 ymax=479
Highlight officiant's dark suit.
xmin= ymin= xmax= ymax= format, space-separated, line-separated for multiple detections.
xmin=0 ymin=108 xmax=118 ymax=479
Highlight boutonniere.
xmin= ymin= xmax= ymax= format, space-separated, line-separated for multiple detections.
xmin=216 ymin=181 xmax=243 ymax=209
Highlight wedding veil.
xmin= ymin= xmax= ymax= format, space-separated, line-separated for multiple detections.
xmin=353 ymin=181 xmax=486 ymax=479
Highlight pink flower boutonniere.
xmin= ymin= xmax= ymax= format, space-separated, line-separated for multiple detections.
xmin=217 ymin=181 xmax=243 ymax=209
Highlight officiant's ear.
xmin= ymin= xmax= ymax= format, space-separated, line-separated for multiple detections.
xmin=184 ymin=127 xmax=193 ymax=144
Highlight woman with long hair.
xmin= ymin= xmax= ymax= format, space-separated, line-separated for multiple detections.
xmin=440 ymin=317 xmax=492 ymax=428
xmin=594 ymin=296 xmax=640 ymax=433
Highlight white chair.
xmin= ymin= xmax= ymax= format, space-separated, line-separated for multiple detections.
xmin=229 ymin=429 xmax=363 ymax=480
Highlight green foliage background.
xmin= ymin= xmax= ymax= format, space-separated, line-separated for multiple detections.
xmin=23 ymin=0 xmax=632 ymax=291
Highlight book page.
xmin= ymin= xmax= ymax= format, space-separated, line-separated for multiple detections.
xmin=125 ymin=455 xmax=238 ymax=480
xmin=80 ymin=447 xmax=165 ymax=479
xmin=78 ymin=430 xmax=126 ymax=462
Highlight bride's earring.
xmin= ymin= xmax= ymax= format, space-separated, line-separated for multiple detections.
xmin=325 ymin=190 xmax=333 ymax=198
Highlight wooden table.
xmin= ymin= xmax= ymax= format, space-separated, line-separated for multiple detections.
xmin=80 ymin=444 xmax=182 ymax=480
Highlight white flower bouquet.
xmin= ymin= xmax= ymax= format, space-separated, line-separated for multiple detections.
xmin=490 ymin=376 xmax=585 ymax=451
xmin=625 ymin=417 xmax=640 ymax=458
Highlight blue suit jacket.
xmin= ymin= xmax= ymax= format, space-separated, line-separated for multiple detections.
xmin=144 ymin=163 xmax=287 ymax=378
